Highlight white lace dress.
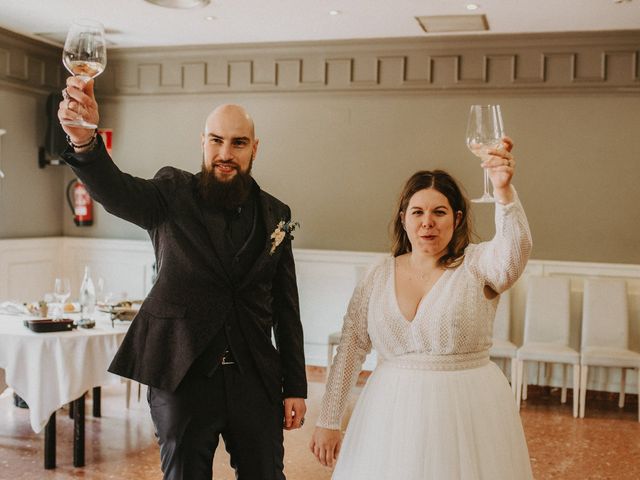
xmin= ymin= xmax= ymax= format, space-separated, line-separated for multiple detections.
xmin=317 ymin=192 xmax=534 ymax=480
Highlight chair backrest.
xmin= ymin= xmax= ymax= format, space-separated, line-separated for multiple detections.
xmin=524 ymin=276 xmax=571 ymax=345
xmin=492 ymin=289 xmax=512 ymax=341
xmin=581 ymin=278 xmax=629 ymax=349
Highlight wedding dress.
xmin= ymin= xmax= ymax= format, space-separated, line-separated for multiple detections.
xmin=317 ymin=192 xmax=534 ymax=480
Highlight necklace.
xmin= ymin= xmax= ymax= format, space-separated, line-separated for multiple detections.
xmin=402 ymin=256 xmax=443 ymax=283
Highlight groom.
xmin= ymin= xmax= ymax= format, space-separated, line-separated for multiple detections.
xmin=59 ymin=76 xmax=307 ymax=480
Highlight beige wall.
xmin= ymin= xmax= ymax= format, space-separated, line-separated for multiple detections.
xmin=62 ymin=91 xmax=640 ymax=264
xmin=2 ymin=28 xmax=639 ymax=264
xmin=0 ymin=28 xmax=64 ymax=238
xmin=0 ymin=89 xmax=63 ymax=237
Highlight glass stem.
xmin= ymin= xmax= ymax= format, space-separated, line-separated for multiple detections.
xmin=483 ymin=168 xmax=491 ymax=197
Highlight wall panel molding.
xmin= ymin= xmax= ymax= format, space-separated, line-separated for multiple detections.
xmin=2 ymin=27 xmax=638 ymax=96
xmin=98 ymin=31 xmax=640 ymax=96
xmin=0 ymin=27 xmax=62 ymax=95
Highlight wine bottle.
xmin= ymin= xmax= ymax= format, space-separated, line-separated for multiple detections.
xmin=79 ymin=265 xmax=96 ymax=327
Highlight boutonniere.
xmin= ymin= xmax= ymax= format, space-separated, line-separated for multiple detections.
xmin=270 ymin=219 xmax=300 ymax=255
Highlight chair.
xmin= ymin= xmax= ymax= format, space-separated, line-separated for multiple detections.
xmin=489 ymin=290 xmax=518 ymax=395
xmin=125 ymin=380 xmax=143 ymax=408
xmin=579 ymin=278 xmax=640 ymax=421
xmin=516 ymin=276 xmax=580 ymax=417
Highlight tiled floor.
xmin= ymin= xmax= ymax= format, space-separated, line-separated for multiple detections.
xmin=1 ymin=367 xmax=638 ymax=479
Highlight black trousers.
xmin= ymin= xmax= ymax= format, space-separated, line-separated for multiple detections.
xmin=148 ymin=364 xmax=285 ymax=480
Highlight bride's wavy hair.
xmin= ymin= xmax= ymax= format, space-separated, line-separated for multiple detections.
xmin=391 ymin=170 xmax=474 ymax=268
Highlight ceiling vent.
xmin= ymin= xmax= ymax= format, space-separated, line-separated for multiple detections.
xmin=145 ymin=0 xmax=210 ymax=8
xmin=34 ymin=31 xmax=117 ymax=47
xmin=416 ymin=14 xmax=489 ymax=33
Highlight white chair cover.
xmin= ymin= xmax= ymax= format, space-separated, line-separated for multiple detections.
xmin=516 ymin=276 xmax=580 ymax=417
xmin=489 ymin=290 xmax=518 ymax=395
xmin=579 ymin=278 xmax=640 ymax=421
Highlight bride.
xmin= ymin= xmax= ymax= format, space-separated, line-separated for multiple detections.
xmin=310 ymin=139 xmax=533 ymax=479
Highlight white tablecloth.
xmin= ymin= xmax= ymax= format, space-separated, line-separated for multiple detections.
xmin=0 ymin=313 xmax=128 ymax=433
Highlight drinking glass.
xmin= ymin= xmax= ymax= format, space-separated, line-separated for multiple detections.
xmin=62 ymin=19 xmax=107 ymax=129
xmin=53 ymin=278 xmax=71 ymax=320
xmin=465 ymin=104 xmax=504 ymax=203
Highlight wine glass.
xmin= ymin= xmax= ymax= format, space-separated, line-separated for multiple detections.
xmin=62 ymin=19 xmax=107 ymax=129
xmin=465 ymin=104 xmax=504 ymax=203
xmin=53 ymin=278 xmax=71 ymax=320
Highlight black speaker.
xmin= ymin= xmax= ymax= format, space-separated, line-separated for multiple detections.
xmin=38 ymin=92 xmax=68 ymax=168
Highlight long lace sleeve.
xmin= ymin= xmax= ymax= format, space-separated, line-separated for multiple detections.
xmin=467 ymin=186 xmax=532 ymax=293
xmin=316 ymin=270 xmax=374 ymax=429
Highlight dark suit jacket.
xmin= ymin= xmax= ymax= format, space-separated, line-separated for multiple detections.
xmin=62 ymin=137 xmax=307 ymax=401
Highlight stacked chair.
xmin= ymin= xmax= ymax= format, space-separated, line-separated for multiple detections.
xmin=489 ymin=290 xmax=518 ymax=395
xmin=579 ymin=278 xmax=640 ymax=421
xmin=516 ymin=276 xmax=581 ymax=417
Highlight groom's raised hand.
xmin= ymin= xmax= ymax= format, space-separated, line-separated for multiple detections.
xmin=283 ymin=397 xmax=307 ymax=430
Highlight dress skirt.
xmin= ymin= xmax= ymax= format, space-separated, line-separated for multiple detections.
xmin=332 ymin=356 xmax=533 ymax=480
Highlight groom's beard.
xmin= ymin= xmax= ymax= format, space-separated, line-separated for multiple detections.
xmin=199 ymin=157 xmax=254 ymax=210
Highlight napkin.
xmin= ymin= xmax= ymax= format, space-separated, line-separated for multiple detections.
xmin=0 ymin=301 xmax=30 ymax=315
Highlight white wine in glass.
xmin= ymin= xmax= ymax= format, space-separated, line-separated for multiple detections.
xmin=62 ymin=19 xmax=107 ymax=129
xmin=465 ymin=104 xmax=504 ymax=203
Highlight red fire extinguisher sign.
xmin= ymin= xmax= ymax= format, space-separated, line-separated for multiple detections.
xmin=66 ymin=179 xmax=93 ymax=226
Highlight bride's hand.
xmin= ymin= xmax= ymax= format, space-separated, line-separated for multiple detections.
xmin=309 ymin=427 xmax=342 ymax=467
xmin=482 ymin=136 xmax=515 ymax=204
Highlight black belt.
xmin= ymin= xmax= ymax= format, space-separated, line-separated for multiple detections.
xmin=220 ymin=349 xmax=235 ymax=366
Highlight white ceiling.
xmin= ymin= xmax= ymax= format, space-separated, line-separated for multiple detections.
xmin=0 ymin=0 xmax=638 ymax=49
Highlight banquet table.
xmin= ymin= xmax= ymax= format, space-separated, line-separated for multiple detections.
xmin=0 ymin=312 xmax=129 ymax=468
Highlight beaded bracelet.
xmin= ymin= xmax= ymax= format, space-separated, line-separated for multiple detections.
xmin=66 ymin=129 xmax=98 ymax=149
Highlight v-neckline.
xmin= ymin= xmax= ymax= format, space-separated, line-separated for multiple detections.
xmin=391 ymin=257 xmax=449 ymax=324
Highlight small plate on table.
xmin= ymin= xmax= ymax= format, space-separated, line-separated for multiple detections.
xmin=25 ymin=302 xmax=80 ymax=317
xmin=63 ymin=302 xmax=81 ymax=314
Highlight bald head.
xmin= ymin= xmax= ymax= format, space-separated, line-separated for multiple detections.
xmin=204 ymin=104 xmax=255 ymax=139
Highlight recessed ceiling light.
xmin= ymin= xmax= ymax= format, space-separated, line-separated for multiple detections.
xmin=145 ymin=0 xmax=210 ymax=9
xmin=466 ymin=3 xmax=480 ymax=10
xmin=329 ymin=10 xmax=341 ymax=16
xmin=205 ymin=15 xmax=216 ymax=21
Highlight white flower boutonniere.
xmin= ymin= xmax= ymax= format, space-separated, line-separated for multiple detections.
xmin=270 ymin=219 xmax=300 ymax=255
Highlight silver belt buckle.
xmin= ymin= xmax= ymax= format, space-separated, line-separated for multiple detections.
xmin=221 ymin=350 xmax=235 ymax=365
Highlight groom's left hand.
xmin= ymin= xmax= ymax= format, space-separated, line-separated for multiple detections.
xmin=283 ymin=397 xmax=307 ymax=430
